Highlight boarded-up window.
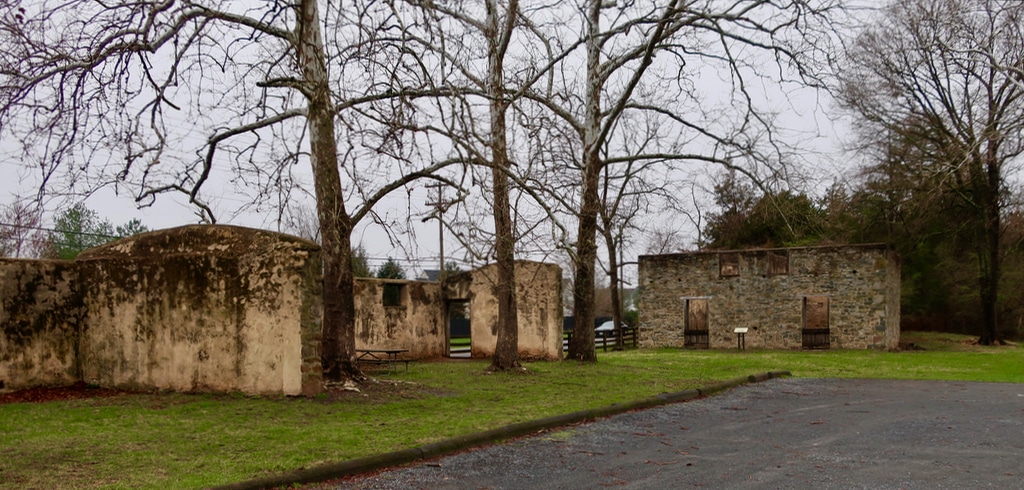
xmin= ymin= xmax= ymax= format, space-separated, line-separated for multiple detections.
xmin=719 ymin=253 xmax=740 ymax=277
xmin=382 ymin=283 xmax=405 ymax=307
xmin=768 ymin=251 xmax=789 ymax=275
xmin=684 ymin=298 xmax=709 ymax=349
xmin=802 ymin=295 xmax=830 ymax=349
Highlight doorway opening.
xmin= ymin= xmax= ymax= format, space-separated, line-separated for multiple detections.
xmin=447 ymin=300 xmax=471 ymax=358
xmin=683 ymin=297 xmax=709 ymax=349
xmin=802 ymin=295 xmax=830 ymax=349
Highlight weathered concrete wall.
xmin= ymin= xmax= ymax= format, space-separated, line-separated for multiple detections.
xmin=75 ymin=225 xmax=323 ymax=396
xmin=3 ymin=224 xmax=565 ymax=394
xmin=352 ymin=261 xmax=563 ymax=361
xmin=455 ymin=261 xmax=563 ymax=360
xmin=638 ymin=245 xmax=900 ymax=350
xmin=354 ymin=278 xmax=446 ymax=359
xmin=0 ymin=259 xmax=82 ymax=389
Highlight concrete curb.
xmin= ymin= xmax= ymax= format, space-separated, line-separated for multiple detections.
xmin=209 ymin=370 xmax=791 ymax=490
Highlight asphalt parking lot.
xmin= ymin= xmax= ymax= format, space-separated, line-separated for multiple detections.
xmin=333 ymin=378 xmax=1024 ymax=489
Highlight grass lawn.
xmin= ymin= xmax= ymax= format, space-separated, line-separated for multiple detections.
xmin=0 ymin=332 xmax=1019 ymax=489
xmin=449 ymin=337 xmax=471 ymax=348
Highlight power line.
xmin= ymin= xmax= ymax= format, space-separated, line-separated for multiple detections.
xmin=1 ymin=221 xmax=473 ymax=269
xmin=0 ymin=221 xmax=121 ymax=240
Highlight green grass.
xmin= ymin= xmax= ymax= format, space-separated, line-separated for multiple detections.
xmin=0 ymin=332 xmax=1019 ymax=489
xmin=449 ymin=337 xmax=471 ymax=347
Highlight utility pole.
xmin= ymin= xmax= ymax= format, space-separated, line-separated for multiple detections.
xmin=424 ymin=183 xmax=452 ymax=282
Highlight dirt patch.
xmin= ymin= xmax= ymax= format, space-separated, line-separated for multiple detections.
xmin=314 ymin=378 xmax=456 ymax=404
xmin=0 ymin=377 xmax=452 ymax=406
xmin=0 ymin=380 xmax=128 ymax=405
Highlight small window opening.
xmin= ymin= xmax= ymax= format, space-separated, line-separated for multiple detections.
xmin=768 ymin=251 xmax=789 ymax=276
xmin=382 ymin=283 xmax=405 ymax=307
xmin=719 ymin=253 xmax=740 ymax=277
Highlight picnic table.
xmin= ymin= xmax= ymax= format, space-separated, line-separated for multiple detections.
xmin=356 ymin=348 xmax=411 ymax=373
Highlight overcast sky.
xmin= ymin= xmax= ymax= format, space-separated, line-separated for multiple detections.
xmin=0 ymin=0 xmax=861 ymax=282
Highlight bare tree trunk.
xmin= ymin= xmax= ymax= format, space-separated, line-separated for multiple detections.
xmin=568 ymin=0 xmax=601 ymax=362
xmin=297 ymin=0 xmax=361 ymax=382
xmin=603 ymin=231 xmax=624 ymax=350
xmin=487 ymin=0 xmax=520 ymax=371
xmin=570 ymin=161 xmax=600 ymax=361
xmin=978 ymin=153 xmax=1002 ymax=345
xmin=490 ymin=157 xmax=519 ymax=370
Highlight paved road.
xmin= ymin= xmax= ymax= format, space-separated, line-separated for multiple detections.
xmin=332 ymin=378 xmax=1024 ymax=489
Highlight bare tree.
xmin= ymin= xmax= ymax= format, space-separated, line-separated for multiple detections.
xmin=482 ymin=0 xmax=522 ymax=370
xmin=280 ymin=202 xmax=322 ymax=243
xmin=644 ymin=224 xmax=690 ymax=255
xmin=516 ymin=0 xmax=840 ymax=361
xmin=596 ymin=112 xmax=685 ymax=349
xmin=382 ymin=0 xmax=576 ymax=370
xmin=598 ymin=164 xmax=642 ymax=350
xmin=0 ymin=199 xmax=49 ymax=258
xmin=0 ymin=0 xmax=462 ymax=383
xmin=836 ymin=0 xmax=1024 ymax=345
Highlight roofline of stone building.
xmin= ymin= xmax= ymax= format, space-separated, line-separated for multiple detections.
xmin=638 ymin=242 xmax=892 ymax=261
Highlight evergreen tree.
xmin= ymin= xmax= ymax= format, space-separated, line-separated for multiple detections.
xmin=49 ymin=204 xmax=150 ymax=260
xmin=50 ymin=204 xmax=116 ymax=260
xmin=351 ymin=246 xmax=372 ymax=278
xmin=375 ymin=257 xmax=406 ymax=280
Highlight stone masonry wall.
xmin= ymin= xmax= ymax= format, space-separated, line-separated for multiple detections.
xmin=638 ymin=245 xmax=900 ymax=350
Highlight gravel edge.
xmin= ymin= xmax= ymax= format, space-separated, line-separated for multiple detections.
xmin=209 ymin=370 xmax=792 ymax=490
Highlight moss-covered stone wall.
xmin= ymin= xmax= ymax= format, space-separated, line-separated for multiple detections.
xmin=351 ymin=261 xmax=563 ymax=361
xmin=353 ymin=278 xmax=446 ymax=359
xmin=0 ymin=225 xmax=323 ymax=396
xmin=457 ymin=261 xmax=563 ymax=360
xmin=0 ymin=259 xmax=82 ymax=389
xmin=2 ymin=225 xmax=565 ymax=394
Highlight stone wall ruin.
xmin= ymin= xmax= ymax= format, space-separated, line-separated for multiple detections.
xmin=1 ymin=225 xmax=564 ymax=395
xmin=442 ymin=261 xmax=563 ymax=360
xmin=638 ymin=244 xmax=900 ymax=351
xmin=0 ymin=259 xmax=82 ymax=388
xmin=1 ymin=225 xmax=323 ymax=396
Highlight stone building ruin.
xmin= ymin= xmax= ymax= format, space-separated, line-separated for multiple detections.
xmin=638 ymin=244 xmax=900 ymax=351
xmin=350 ymin=260 xmax=563 ymax=361
xmin=1 ymin=225 xmax=563 ymax=396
